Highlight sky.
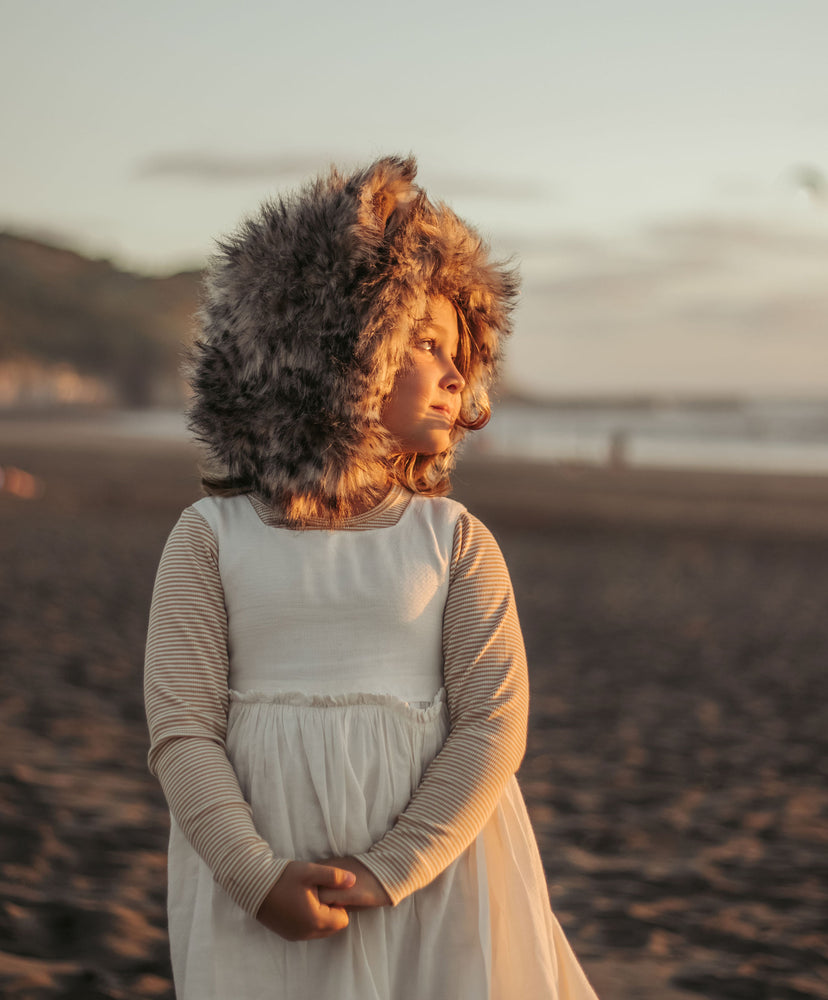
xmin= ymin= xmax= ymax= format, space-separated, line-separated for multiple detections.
xmin=2 ymin=0 xmax=828 ymax=397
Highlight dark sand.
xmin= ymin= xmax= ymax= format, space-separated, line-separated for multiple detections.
xmin=1 ymin=424 xmax=826 ymax=999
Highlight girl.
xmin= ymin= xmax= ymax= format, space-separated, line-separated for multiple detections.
xmin=145 ymin=156 xmax=598 ymax=999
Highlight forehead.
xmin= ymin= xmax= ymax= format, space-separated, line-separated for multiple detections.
xmin=426 ymin=296 xmax=460 ymax=342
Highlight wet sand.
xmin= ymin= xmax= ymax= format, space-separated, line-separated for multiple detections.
xmin=0 ymin=425 xmax=826 ymax=999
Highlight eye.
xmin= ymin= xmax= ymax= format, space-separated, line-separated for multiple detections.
xmin=418 ymin=338 xmax=437 ymax=353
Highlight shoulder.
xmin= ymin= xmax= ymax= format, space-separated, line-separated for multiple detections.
xmin=153 ymin=503 xmax=223 ymax=584
xmin=404 ymin=495 xmax=500 ymax=546
xmin=161 ymin=496 xmax=252 ymax=560
xmin=404 ymin=496 xmax=505 ymax=570
xmin=405 ymin=493 xmax=467 ymax=533
xmin=191 ymin=492 xmax=250 ymax=520
xmin=452 ymin=508 xmax=496 ymax=544
xmin=188 ymin=494 xmax=258 ymax=539
xmin=449 ymin=509 xmax=509 ymax=579
xmin=399 ymin=494 xmax=468 ymax=556
xmin=442 ymin=509 xmax=518 ymax=630
xmin=158 ymin=502 xmax=218 ymax=563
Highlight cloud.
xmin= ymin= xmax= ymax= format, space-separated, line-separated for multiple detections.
xmin=642 ymin=215 xmax=828 ymax=259
xmin=134 ymin=152 xmax=343 ymax=183
xmin=500 ymin=211 xmax=828 ymax=395
xmin=135 ymin=152 xmax=548 ymax=201
xmin=515 ymin=213 xmax=828 ymax=298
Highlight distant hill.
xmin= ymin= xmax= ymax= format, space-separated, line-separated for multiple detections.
xmin=0 ymin=233 xmax=201 ymax=407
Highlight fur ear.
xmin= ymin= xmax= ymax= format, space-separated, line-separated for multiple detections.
xmin=356 ymin=156 xmax=418 ymax=235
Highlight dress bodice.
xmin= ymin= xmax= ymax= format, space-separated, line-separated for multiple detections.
xmin=193 ymin=492 xmax=464 ymax=703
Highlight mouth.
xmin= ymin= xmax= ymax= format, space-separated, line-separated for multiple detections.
xmin=431 ymin=403 xmax=457 ymax=427
xmin=430 ymin=404 xmax=456 ymax=421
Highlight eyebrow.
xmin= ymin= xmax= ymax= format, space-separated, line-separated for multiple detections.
xmin=427 ymin=316 xmax=461 ymax=343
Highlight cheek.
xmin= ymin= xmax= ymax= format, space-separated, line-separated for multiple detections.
xmin=380 ymin=387 xmax=408 ymax=433
xmin=383 ymin=371 xmax=428 ymax=417
xmin=407 ymin=367 xmax=436 ymax=402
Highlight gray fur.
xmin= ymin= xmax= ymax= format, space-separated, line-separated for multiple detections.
xmin=187 ymin=155 xmax=519 ymax=517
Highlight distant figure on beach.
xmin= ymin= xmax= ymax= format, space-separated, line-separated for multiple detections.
xmin=608 ymin=429 xmax=629 ymax=469
xmin=144 ymin=156 xmax=598 ymax=999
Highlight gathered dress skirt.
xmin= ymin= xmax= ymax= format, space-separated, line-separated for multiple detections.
xmin=166 ymin=687 xmax=597 ymax=1000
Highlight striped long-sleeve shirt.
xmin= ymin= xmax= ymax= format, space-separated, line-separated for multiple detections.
xmin=144 ymin=489 xmax=529 ymax=916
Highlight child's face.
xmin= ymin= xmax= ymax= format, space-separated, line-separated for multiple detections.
xmin=381 ymin=296 xmax=466 ymax=455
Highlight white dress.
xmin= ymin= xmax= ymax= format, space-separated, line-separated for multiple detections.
xmin=147 ymin=489 xmax=598 ymax=999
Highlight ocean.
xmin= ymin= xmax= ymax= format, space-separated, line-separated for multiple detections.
xmin=66 ymin=398 xmax=828 ymax=477
xmin=470 ymin=397 xmax=828 ymax=475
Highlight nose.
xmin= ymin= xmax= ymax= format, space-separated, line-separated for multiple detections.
xmin=441 ymin=360 xmax=466 ymax=394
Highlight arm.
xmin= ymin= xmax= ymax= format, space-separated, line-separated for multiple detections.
xmin=348 ymin=511 xmax=529 ymax=906
xmin=145 ymin=507 xmax=354 ymax=935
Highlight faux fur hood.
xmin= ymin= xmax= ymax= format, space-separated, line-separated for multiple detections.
xmin=187 ymin=155 xmax=519 ymax=519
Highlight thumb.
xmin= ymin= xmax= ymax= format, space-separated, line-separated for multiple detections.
xmin=307 ymin=864 xmax=356 ymax=890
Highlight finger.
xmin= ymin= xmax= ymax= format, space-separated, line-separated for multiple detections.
xmin=319 ymin=887 xmax=361 ymax=905
xmin=306 ymin=863 xmax=356 ymax=889
xmin=314 ymin=903 xmax=350 ymax=934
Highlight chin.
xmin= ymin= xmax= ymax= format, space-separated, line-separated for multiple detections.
xmin=415 ymin=433 xmax=454 ymax=456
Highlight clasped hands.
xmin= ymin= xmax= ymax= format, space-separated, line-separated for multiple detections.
xmin=256 ymin=856 xmax=392 ymax=941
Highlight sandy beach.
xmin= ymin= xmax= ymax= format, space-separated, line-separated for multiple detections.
xmin=0 ymin=422 xmax=826 ymax=999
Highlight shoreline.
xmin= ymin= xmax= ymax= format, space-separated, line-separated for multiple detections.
xmin=4 ymin=418 xmax=828 ymax=538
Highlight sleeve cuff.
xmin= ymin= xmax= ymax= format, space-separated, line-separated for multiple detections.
xmin=228 ymin=853 xmax=292 ymax=918
xmin=352 ymin=845 xmax=433 ymax=907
